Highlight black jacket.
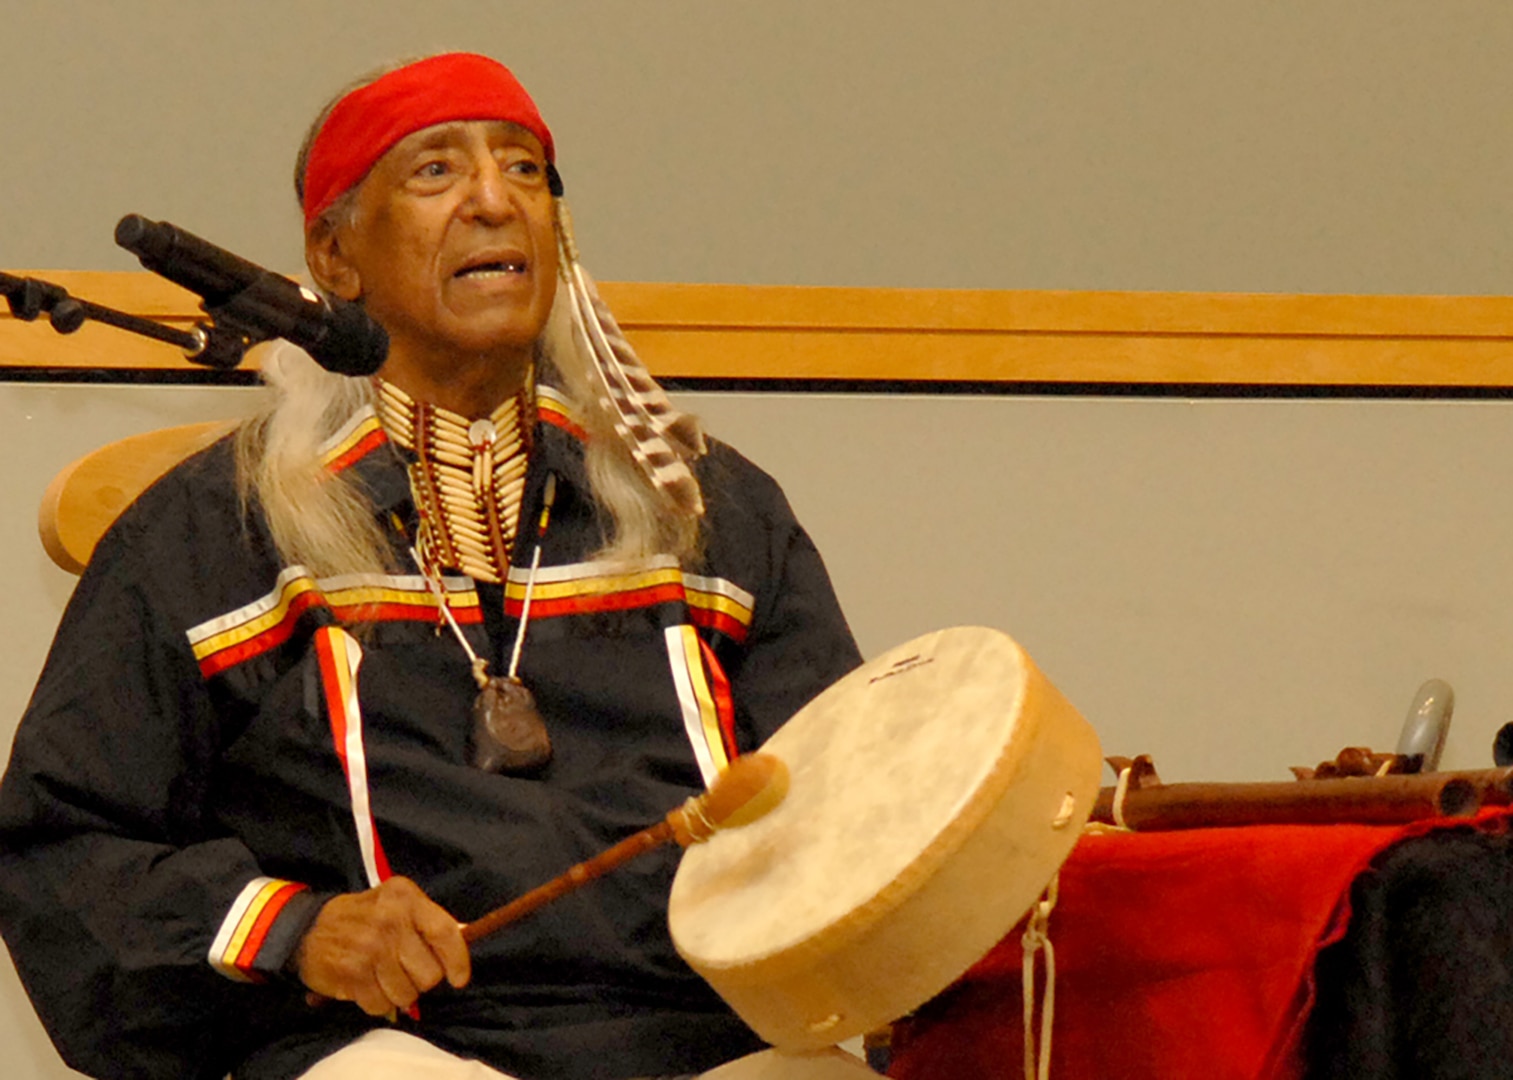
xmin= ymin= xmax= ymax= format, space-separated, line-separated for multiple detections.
xmin=0 ymin=391 xmax=860 ymax=1080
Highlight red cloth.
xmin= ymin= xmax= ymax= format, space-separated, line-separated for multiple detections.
xmin=301 ymin=52 xmax=555 ymax=226
xmin=888 ymin=810 xmax=1513 ymax=1080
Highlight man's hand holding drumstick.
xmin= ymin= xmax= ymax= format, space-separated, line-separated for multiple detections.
xmin=292 ymin=753 xmax=789 ymax=1016
xmin=293 ymin=876 xmax=470 ymax=1016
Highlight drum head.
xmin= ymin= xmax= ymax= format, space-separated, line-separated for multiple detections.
xmin=699 ymin=1048 xmax=879 ymax=1079
xmin=670 ymin=626 xmax=1101 ymax=1050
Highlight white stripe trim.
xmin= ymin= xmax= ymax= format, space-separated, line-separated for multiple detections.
xmin=504 ymin=560 xmax=749 ymax=612
xmin=536 ymin=384 xmax=577 ymax=416
xmin=330 ymin=630 xmax=383 ymax=888
xmin=508 ymin=553 xmax=680 ymax=586
xmin=316 ymin=403 xmax=379 ymax=458
xmin=684 ymin=572 xmax=756 ymax=612
xmin=665 ymin=626 xmax=718 ymax=786
xmin=185 ymin=564 xmax=312 ymax=646
xmin=186 ymin=569 xmax=475 ymax=646
xmin=207 ymin=876 xmax=276 ymax=982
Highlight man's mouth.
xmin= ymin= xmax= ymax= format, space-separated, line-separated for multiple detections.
xmin=455 ymin=259 xmax=528 ymax=279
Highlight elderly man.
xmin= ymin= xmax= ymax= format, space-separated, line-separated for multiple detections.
xmin=0 ymin=54 xmax=859 ymax=1080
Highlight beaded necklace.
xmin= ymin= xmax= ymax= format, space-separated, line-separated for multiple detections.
xmin=374 ymin=376 xmax=533 ymax=584
xmin=375 ymin=375 xmax=554 ymax=774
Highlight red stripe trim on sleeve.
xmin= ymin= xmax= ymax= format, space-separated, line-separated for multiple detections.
xmin=197 ymin=592 xmax=482 ymax=679
xmin=196 ymin=591 xmax=329 ymax=678
xmin=539 ymin=404 xmax=588 ymax=442
xmin=697 ymin=636 xmax=740 ymax=761
xmin=315 ymin=629 xmax=351 ymax=773
xmin=690 ymin=606 xmax=751 ymax=644
xmin=506 ymin=583 xmax=686 ymax=619
xmin=326 ymin=427 xmax=389 ymax=474
xmin=229 ymin=881 xmax=306 ymax=973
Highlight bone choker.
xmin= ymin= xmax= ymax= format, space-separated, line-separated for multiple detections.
xmin=374 ymin=377 xmax=533 ymax=584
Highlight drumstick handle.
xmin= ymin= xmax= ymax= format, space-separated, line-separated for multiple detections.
xmin=460 ymin=752 xmax=788 ymax=944
xmin=302 ymin=817 xmax=676 ymax=1004
xmin=461 ymin=820 xmax=676 ymax=943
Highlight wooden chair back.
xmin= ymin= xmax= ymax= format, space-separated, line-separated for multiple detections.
xmin=39 ymin=420 xmax=236 ymax=574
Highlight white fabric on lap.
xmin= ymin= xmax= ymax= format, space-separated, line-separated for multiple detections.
xmin=296 ymin=1029 xmax=521 ymax=1080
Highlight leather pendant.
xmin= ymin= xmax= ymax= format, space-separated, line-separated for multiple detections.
xmin=472 ymin=676 xmax=552 ymax=774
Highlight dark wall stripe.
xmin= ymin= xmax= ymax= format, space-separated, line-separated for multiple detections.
xmin=5 ymin=367 xmax=1513 ymax=400
xmin=661 ymin=377 xmax=1513 ymax=401
xmin=0 ymin=366 xmax=262 ymax=386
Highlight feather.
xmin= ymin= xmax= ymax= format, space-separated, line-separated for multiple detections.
xmin=555 ymin=199 xmax=706 ymax=517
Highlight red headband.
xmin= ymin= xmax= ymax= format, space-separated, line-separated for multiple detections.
xmin=301 ymin=53 xmax=555 ymax=227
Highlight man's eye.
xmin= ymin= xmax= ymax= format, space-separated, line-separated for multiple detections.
xmin=416 ymin=161 xmax=449 ymax=179
xmin=500 ymin=155 xmax=543 ymax=179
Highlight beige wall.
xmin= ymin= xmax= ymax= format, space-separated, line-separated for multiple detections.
xmin=2 ymin=1 xmax=1512 ymax=293
xmin=4 ymin=3 xmax=1513 ymax=1077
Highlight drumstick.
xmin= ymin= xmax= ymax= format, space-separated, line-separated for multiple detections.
xmin=460 ymin=751 xmax=789 ymax=944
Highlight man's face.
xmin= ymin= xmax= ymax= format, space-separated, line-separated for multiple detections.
xmin=318 ymin=119 xmax=559 ymax=374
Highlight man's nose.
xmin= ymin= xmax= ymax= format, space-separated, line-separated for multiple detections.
xmin=464 ymin=159 xmax=516 ymax=222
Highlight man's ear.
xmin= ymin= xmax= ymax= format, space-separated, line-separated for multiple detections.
xmin=305 ymin=220 xmax=362 ymax=301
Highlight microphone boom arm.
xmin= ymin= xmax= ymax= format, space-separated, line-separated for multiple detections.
xmin=0 ymin=270 xmax=235 ymax=365
xmin=7 ymin=217 xmax=387 ymax=374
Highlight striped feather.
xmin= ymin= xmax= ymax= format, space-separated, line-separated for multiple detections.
xmin=556 ymin=200 xmax=706 ymax=516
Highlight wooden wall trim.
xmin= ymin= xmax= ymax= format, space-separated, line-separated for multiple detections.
xmin=3 ymin=272 xmax=1512 ymax=385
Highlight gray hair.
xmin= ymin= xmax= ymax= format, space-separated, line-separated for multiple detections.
xmin=236 ymin=299 xmax=700 ymax=579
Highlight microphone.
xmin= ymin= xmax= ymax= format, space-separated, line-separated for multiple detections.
xmin=115 ymin=214 xmax=387 ymax=375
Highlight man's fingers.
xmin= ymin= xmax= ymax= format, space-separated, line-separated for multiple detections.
xmin=371 ymin=952 xmax=421 ymax=1012
xmin=354 ymin=978 xmax=405 ymax=1018
xmin=415 ymin=910 xmax=471 ymax=989
xmin=396 ymin=931 xmax=447 ymax=994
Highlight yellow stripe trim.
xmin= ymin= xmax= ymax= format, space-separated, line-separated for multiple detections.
xmin=322 ymin=582 xmax=479 ymax=610
xmin=218 ymin=877 xmax=286 ymax=967
xmin=326 ymin=629 xmax=357 ymax=716
xmin=191 ymin=577 xmax=477 ymax=661
xmin=191 ymin=576 xmax=323 ymax=660
xmin=319 ymin=414 xmax=384 ymax=467
xmin=536 ymin=385 xmax=581 ymax=425
xmin=679 ymin=625 xmax=728 ymax=774
xmin=504 ymin=567 xmax=685 ymax=602
xmin=686 ymin=588 xmax=753 ymax=627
